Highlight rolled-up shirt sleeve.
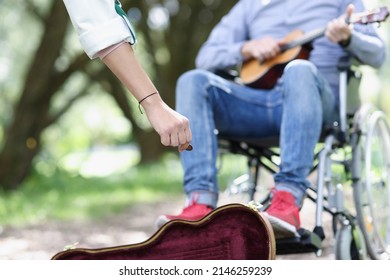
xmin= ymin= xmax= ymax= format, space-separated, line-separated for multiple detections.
xmin=345 ymin=29 xmax=386 ymax=68
xmin=63 ymin=0 xmax=136 ymax=59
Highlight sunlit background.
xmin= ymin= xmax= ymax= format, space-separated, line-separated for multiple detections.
xmin=0 ymin=0 xmax=388 ymax=180
xmin=0 ymin=0 xmax=389 ymax=246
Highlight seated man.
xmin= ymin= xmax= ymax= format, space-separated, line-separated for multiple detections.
xmin=156 ymin=0 xmax=386 ymax=237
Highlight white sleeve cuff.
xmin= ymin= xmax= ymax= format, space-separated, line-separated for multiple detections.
xmin=79 ymin=17 xmax=134 ymax=59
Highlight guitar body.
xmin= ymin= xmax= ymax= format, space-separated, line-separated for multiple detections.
xmin=240 ymin=30 xmax=312 ymax=89
xmin=51 ymin=203 xmax=276 ymax=260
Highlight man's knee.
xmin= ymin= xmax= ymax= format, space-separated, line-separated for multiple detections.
xmin=283 ymin=59 xmax=317 ymax=80
xmin=176 ymin=69 xmax=212 ymax=111
xmin=177 ymin=69 xmax=210 ymax=93
xmin=281 ymin=60 xmax=325 ymax=111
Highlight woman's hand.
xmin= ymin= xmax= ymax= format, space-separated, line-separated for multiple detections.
xmin=142 ymin=95 xmax=192 ymax=152
xmin=101 ymin=44 xmax=192 ymax=152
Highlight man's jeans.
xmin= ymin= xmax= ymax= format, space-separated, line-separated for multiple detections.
xmin=176 ymin=60 xmax=337 ymax=208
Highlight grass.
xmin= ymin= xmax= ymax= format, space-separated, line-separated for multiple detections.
xmin=0 ymin=153 xmax=247 ymax=228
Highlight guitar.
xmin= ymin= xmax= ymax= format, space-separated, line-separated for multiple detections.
xmin=240 ymin=6 xmax=389 ymax=89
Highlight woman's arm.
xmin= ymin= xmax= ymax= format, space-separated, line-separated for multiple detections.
xmin=102 ymin=43 xmax=192 ymax=151
xmin=62 ymin=0 xmax=192 ymax=151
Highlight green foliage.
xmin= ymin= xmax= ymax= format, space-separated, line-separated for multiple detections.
xmin=0 ymin=153 xmax=247 ymax=227
xmin=0 ymin=157 xmax=179 ymax=227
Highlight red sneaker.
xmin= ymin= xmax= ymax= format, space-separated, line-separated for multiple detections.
xmin=155 ymin=203 xmax=213 ymax=229
xmin=263 ymin=190 xmax=301 ymax=239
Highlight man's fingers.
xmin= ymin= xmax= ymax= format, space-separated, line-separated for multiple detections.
xmin=345 ymin=4 xmax=354 ymax=23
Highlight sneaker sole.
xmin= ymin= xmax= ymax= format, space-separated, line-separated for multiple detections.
xmin=262 ymin=212 xmax=299 ymax=239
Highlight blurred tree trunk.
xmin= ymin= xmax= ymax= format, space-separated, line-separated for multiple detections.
xmin=0 ymin=0 xmax=70 ymax=190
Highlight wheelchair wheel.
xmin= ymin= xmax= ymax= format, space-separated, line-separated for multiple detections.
xmin=334 ymin=223 xmax=368 ymax=260
xmin=352 ymin=109 xmax=390 ymax=260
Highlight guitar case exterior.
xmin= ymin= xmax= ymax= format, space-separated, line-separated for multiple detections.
xmin=51 ymin=203 xmax=275 ymax=260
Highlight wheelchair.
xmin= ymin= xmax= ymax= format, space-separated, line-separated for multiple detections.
xmin=217 ymin=58 xmax=390 ymax=260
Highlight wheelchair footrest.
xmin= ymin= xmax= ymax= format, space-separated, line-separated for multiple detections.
xmin=275 ymin=228 xmax=322 ymax=255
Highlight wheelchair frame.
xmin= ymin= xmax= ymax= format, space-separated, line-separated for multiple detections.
xmin=218 ymin=59 xmax=390 ymax=260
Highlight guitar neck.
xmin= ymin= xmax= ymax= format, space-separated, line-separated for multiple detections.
xmin=280 ymin=6 xmax=390 ymax=51
xmin=281 ymin=27 xmax=326 ymax=51
xmin=240 ymin=6 xmax=389 ymax=89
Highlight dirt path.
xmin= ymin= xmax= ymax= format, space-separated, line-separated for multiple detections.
xmin=0 ymin=194 xmax=335 ymax=260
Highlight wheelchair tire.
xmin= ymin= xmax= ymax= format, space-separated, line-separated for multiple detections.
xmin=352 ymin=109 xmax=390 ymax=260
xmin=334 ymin=223 xmax=368 ymax=260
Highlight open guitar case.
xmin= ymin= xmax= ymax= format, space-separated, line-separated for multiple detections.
xmin=51 ymin=203 xmax=276 ymax=260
